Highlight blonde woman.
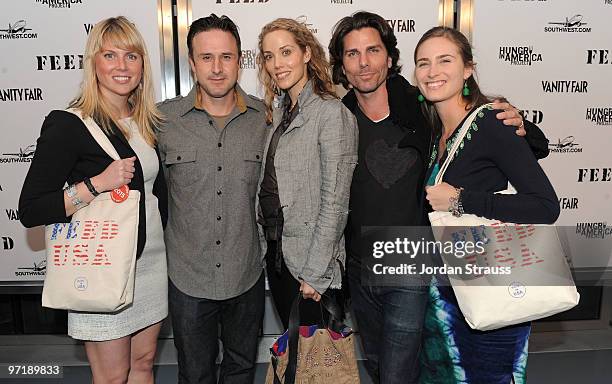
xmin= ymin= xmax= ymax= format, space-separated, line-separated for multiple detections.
xmin=19 ymin=17 xmax=167 ymax=383
xmin=256 ymin=18 xmax=358 ymax=328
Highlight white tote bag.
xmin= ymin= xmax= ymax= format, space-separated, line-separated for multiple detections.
xmin=42 ymin=109 xmax=140 ymax=312
xmin=428 ymin=104 xmax=579 ymax=331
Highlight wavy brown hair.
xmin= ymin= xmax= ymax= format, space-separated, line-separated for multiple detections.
xmin=414 ymin=26 xmax=495 ymax=136
xmin=257 ymin=18 xmax=337 ymax=124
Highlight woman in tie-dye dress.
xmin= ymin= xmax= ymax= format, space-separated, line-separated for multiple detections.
xmin=413 ymin=26 xmax=560 ymax=384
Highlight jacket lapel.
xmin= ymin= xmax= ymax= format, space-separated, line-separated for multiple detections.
xmin=281 ymin=112 xmax=305 ymax=136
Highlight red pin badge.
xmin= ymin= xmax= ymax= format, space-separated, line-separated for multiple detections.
xmin=111 ymin=185 xmax=130 ymax=203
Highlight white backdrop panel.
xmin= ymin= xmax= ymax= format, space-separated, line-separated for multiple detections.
xmin=189 ymin=0 xmax=441 ymax=97
xmin=470 ymin=0 xmax=612 ymax=269
xmin=0 ymin=1 xmax=165 ymax=281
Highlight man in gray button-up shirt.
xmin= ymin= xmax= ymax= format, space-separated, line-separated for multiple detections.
xmin=157 ymin=15 xmax=269 ymax=384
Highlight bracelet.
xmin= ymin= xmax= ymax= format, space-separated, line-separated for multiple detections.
xmin=448 ymin=187 xmax=465 ymax=217
xmin=83 ymin=177 xmax=100 ymax=197
xmin=65 ymin=184 xmax=88 ymax=210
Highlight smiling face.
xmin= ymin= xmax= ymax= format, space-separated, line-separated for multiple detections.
xmin=94 ymin=41 xmax=143 ymax=104
xmin=189 ymin=29 xmax=240 ymax=100
xmin=341 ymin=27 xmax=391 ymax=95
xmin=261 ymin=29 xmax=310 ymax=103
xmin=414 ymin=36 xmax=472 ymax=106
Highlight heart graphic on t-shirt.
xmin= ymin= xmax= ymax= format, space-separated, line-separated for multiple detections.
xmin=365 ymin=139 xmax=418 ymax=189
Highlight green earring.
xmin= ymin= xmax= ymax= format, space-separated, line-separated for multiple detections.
xmin=417 ymin=93 xmax=425 ymax=103
xmin=462 ymin=81 xmax=470 ymax=96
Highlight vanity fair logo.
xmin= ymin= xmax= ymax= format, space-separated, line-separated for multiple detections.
xmin=0 ymin=88 xmax=43 ymax=102
xmin=559 ymin=197 xmax=579 ymax=210
xmin=586 ymin=107 xmax=612 ymax=125
xmin=35 ymin=0 xmax=84 ymax=8
xmin=0 ymin=20 xmax=37 ymax=40
xmin=545 ymin=15 xmax=591 ymax=33
xmin=541 ymin=80 xmax=588 ymax=93
xmin=498 ymin=46 xmax=542 ymax=66
xmin=386 ymin=19 xmax=416 ymax=33
xmin=5 ymin=209 xmax=19 ymax=221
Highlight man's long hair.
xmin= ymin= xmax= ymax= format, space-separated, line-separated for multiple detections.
xmin=328 ymin=11 xmax=402 ymax=89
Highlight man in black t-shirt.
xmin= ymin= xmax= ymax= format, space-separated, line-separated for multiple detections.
xmin=328 ymin=12 xmax=547 ymax=384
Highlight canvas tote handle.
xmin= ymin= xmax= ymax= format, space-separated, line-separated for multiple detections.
xmin=65 ymin=108 xmax=121 ymax=161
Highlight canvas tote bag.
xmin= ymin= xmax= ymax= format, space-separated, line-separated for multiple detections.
xmin=41 ymin=109 xmax=140 ymax=312
xmin=428 ymin=104 xmax=579 ymax=331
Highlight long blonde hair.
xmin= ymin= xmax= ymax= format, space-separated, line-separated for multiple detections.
xmin=69 ymin=16 xmax=163 ymax=145
xmin=257 ymin=18 xmax=337 ymax=124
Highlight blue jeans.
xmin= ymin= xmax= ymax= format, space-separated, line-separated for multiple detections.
xmin=348 ymin=258 xmax=429 ymax=384
xmin=168 ymin=274 xmax=265 ymax=384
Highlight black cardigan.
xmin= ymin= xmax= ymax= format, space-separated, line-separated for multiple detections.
xmin=19 ymin=110 xmax=168 ymax=259
xmin=425 ymin=107 xmax=560 ymax=224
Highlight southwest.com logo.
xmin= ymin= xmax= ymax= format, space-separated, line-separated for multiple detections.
xmin=545 ymin=15 xmax=591 ymax=33
xmin=0 ymin=144 xmax=36 ymax=164
xmin=0 ymin=20 xmax=37 ymax=40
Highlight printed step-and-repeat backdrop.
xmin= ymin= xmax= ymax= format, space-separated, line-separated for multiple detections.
xmin=469 ymin=0 xmax=612 ymax=272
xmin=184 ymin=0 xmax=442 ymax=96
xmin=11 ymin=2 xmax=608 ymax=281
xmin=0 ymin=0 xmax=444 ymax=282
xmin=0 ymin=0 xmax=170 ymax=281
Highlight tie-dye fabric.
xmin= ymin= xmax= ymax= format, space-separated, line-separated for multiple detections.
xmin=419 ymin=278 xmax=530 ymax=384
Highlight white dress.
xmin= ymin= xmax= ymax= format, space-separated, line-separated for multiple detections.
xmin=68 ymin=119 xmax=168 ymax=341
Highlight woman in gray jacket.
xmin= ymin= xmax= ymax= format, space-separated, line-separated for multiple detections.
xmin=256 ymin=18 xmax=358 ymax=327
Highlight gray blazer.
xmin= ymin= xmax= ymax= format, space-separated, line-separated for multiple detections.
xmin=256 ymin=81 xmax=358 ymax=293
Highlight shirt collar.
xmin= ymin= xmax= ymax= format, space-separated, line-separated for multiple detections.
xmin=177 ymin=83 xmax=261 ymax=117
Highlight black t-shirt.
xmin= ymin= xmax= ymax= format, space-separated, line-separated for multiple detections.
xmin=347 ymin=107 xmax=425 ymax=261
